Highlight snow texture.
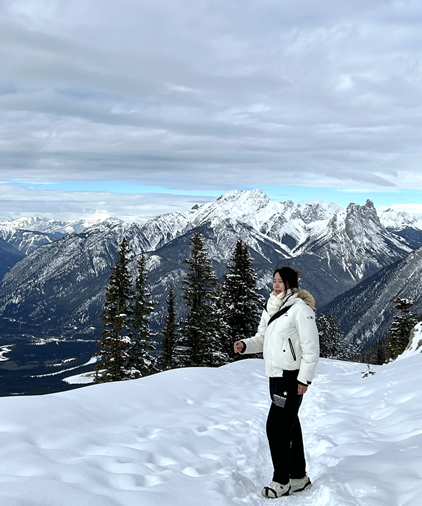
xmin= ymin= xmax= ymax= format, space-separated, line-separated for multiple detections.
xmin=1 ymin=356 xmax=422 ymax=505
xmin=399 ymin=322 xmax=422 ymax=359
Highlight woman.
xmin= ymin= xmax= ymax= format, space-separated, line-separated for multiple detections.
xmin=234 ymin=266 xmax=319 ymax=498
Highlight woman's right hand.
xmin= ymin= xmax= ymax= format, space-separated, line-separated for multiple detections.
xmin=234 ymin=341 xmax=245 ymax=354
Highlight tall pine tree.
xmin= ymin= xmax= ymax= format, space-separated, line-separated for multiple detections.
xmin=218 ymin=239 xmax=264 ymax=361
xmin=179 ymin=231 xmax=225 ymax=367
xmin=158 ymin=285 xmax=179 ymax=370
xmin=95 ymin=238 xmax=133 ymax=383
xmin=128 ymin=254 xmax=158 ymax=378
xmin=387 ymin=298 xmax=419 ymax=360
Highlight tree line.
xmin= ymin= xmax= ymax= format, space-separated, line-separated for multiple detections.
xmin=94 ymin=231 xmax=418 ymax=383
xmin=94 ymin=232 xmax=264 ymax=382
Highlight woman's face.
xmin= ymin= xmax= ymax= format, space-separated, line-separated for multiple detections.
xmin=273 ymin=272 xmax=286 ymax=295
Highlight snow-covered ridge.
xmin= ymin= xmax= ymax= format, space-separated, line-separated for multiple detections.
xmin=1 ymin=356 xmax=422 ymax=505
xmin=3 ymin=191 xmax=422 ymax=240
xmin=0 ymin=215 xmax=123 ymax=255
xmin=3 ymin=191 xmax=421 ymax=255
xmin=0 ymin=214 xmax=122 ymax=237
xmin=138 ymin=189 xmax=343 ymax=255
xmin=378 ymin=208 xmax=422 ymax=231
xmin=4 ymin=191 xmax=421 ymax=261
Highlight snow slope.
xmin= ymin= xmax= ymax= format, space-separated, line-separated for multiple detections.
xmin=1 ymin=356 xmax=422 ymax=505
xmin=399 ymin=322 xmax=422 ymax=358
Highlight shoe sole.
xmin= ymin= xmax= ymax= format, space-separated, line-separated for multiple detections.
xmin=291 ymin=481 xmax=312 ymax=493
xmin=261 ymin=486 xmax=292 ymax=499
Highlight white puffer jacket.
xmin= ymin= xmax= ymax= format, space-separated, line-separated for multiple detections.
xmin=241 ymin=290 xmax=319 ymax=385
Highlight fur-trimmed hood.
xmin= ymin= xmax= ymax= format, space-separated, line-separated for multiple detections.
xmin=297 ymin=289 xmax=316 ymax=310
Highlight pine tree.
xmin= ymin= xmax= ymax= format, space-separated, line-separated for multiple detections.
xmin=360 ymin=337 xmax=388 ymax=365
xmin=94 ymin=238 xmax=133 ymax=383
xmin=218 ymin=239 xmax=264 ymax=361
xmin=317 ymin=313 xmax=353 ymax=360
xmin=179 ymin=231 xmax=225 ymax=367
xmin=159 ymin=285 xmax=179 ymax=370
xmin=387 ymin=297 xmax=419 ymax=360
xmin=128 ymin=254 xmax=158 ymax=378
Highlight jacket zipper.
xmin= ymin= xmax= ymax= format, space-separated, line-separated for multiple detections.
xmin=288 ymin=338 xmax=297 ymax=361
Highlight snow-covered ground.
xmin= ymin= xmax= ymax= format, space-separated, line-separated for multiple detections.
xmin=1 ymin=353 xmax=422 ymax=506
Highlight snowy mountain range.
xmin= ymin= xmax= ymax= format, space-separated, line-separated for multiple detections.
xmin=0 ymin=215 xmax=123 ymax=255
xmin=0 ymin=189 xmax=421 ymax=351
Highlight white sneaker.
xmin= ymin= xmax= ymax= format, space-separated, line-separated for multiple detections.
xmin=290 ymin=474 xmax=312 ymax=493
xmin=261 ymin=481 xmax=291 ymax=498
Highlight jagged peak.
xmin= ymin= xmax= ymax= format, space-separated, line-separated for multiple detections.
xmin=346 ymin=200 xmax=378 ymax=217
xmin=280 ymin=199 xmax=295 ymax=207
xmin=215 ymin=188 xmax=270 ymax=205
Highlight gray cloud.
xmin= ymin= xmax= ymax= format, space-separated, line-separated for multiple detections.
xmin=1 ymin=0 xmax=422 ymax=199
xmin=0 ymin=184 xmax=212 ymax=222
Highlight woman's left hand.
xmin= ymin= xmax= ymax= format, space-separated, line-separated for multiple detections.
xmin=297 ymin=383 xmax=308 ymax=395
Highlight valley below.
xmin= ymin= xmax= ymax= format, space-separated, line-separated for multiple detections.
xmin=0 ymin=331 xmax=97 ymax=396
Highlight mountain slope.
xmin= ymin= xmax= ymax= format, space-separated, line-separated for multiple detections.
xmin=295 ymin=200 xmax=412 ymax=278
xmin=322 ymin=246 xmax=422 ymax=349
xmin=0 ymin=221 xmax=148 ymax=333
xmin=378 ymin=208 xmax=422 ymax=249
xmin=0 ymin=238 xmax=25 ymax=281
xmin=0 ymin=228 xmax=57 ymax=255
xmin=0 ymin=216 xmax=123 ymax=255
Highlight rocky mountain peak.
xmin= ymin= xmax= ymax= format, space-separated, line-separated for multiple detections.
xmin=280 ymin=199 xmax=295 ymax=207
xmin=215 ymin=188 xmax=270 ymax=209
xmin=345 ymin=199 xmax=382 ymax=229
xmin=300 ymin=201 xmax=341 ymax=224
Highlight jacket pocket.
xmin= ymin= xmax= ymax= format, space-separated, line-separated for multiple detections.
xmin=288 ymin=338 xmax=297 ymax=361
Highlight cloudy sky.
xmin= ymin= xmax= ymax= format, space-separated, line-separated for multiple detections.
xmin=1 ymin=0 xmax=422 ymax=222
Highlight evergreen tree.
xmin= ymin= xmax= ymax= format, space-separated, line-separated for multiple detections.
xmin=360 ymin=337 xmax=388 ymax=365
xmin=95 ymin=238 xmax=133 ymax=383
xmin=218 ymin=239 xmax=264 ymax=361
xmin=375 ymin=337 xmax=388 ymax=365
xmin=128 ymin=254 xmax=158 ymax=378
xmin=317 ymin=313 xmax=353 ymax=360
xmin=387 ymin=297 xmax=419 ymax=360
xmin=159 ymin=285 xmax=179 ymax=370
xmin=179 ymin=231 xmax=225 ymax=367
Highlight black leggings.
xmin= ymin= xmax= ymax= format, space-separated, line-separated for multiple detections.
xmin=266 ymin=371 xmax=306 ymax=485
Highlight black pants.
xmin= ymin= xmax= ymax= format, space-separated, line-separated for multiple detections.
xmin=266 ymin=370 xmax=306 ymax=485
